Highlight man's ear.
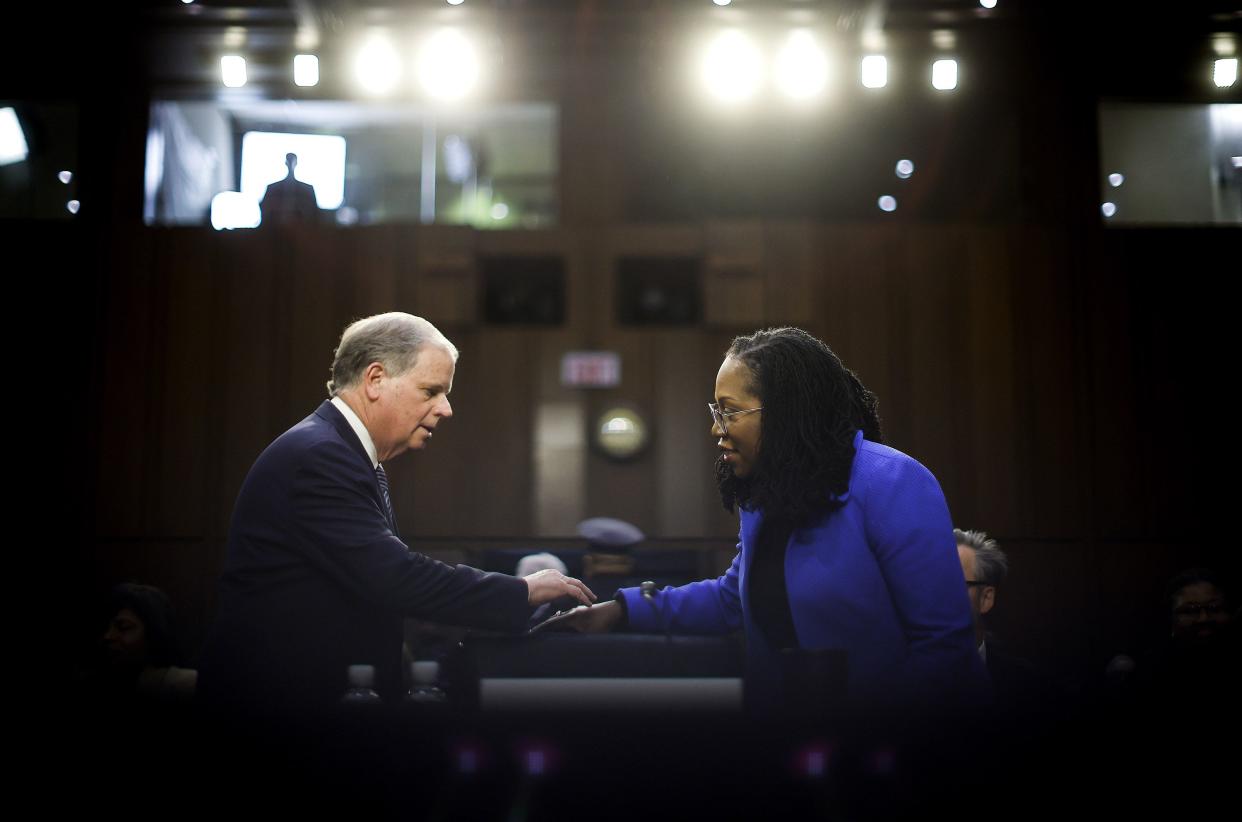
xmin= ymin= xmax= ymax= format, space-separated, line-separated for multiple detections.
xmin=980 ymin=585 xmax=997 ymax=616
xmin=362 ymin=362 xmax=386 ymax=400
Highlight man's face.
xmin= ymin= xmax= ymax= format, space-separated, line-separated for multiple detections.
xmin=1171 ymin=581 xmax=1231 ymax=646
xmin=958 ymin=544 xmax=995 ymax=627
xmin=373 ymin=345 xmax=455 ymax=462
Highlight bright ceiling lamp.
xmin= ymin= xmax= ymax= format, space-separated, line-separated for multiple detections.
xmin=0 ymin=107 xmax=30 ymax=166
xmin=774 ymin=30 xmax=829 ymax=101
xmin=294 ymin=54 xmax=319 ymax=87
xmin=355 ymin=31 xmax=401 ymax=96
xmin=221 ymin=55 xmax=247 ymax=88
xmin=418 ymin=28 xmax=481 ymax=101
xmin=1215 ymin=58 xmax=1238 ymax=88
xmin=932 ymin=58 xmax=958 ymax=91
xmin=861 ymin=55 xmax=887 ymax=89
xmin=701 ymin=29 xmax=763 ymax=104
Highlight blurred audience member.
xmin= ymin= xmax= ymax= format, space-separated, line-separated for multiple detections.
xmin=96 ymin=583 xmax=197 ymax=702
xmin=1127 ymin=568 xmax=1238 ymax=710
xmin=516 ymin=552 xmax=568 ymax=578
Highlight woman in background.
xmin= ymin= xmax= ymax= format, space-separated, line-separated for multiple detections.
xmin=99 ymin=583 xmax=197 ymax=702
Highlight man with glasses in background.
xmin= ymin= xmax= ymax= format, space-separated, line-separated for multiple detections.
xmin=956 ymin=528 xmax=1051 ymax=714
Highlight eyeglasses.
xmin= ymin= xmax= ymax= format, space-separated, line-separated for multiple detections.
xmin=1173 ymin=601 xmax=1226 ymax=619
xmin=964 ymin=580 xmax=991 ymax=587
xmin=708 ymin=402 xmax=762 ymax=434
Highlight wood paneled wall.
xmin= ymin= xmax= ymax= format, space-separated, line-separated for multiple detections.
xmin=81 ymin=220 xmax=1239 ymax=681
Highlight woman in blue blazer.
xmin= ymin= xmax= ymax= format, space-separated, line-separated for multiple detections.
xmin=552 ymin=328 xmax=986 ymax=709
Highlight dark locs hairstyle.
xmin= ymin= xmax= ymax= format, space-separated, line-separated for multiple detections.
xmin=716 ymin=327 xmax=882 ymax=528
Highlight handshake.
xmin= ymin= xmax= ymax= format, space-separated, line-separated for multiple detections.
xmin=519 ymin=568 xmax=626 ymax=632
xmin=530 ymin=599 xmax=626 ymax=634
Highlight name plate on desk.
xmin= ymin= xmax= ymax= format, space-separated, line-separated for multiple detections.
xmin=448 ymin=633 xmax=745 ymax=712
xmin=459 ymin=633 xmax=744 ymax=678
xmin=479 ymin=677 xmax=743 ymax=712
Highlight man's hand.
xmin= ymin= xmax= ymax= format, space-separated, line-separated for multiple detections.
xmin=524 ymin=569 xmax=596 ymax=607
xmin=530 ymin=600 xmax=624 ymax=633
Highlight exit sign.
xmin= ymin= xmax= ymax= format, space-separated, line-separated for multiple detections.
xmin=561 ymin=351 xmax=621 ymax=388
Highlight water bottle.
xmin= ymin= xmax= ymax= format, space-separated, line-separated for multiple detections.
xmin=405 ymin=660 xmax=447 ymax=705
xmin=341 ymin=664 xmax=383 ymax=705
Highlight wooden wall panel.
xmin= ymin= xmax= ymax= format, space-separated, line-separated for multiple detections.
xmin=1086 ymin=236 xmax=1145 ymax=540
xmin=86 ymin=218 xmax=1238 ymax=679
xmin=959 ymin=227 xmax=1020 ymax=535
xmin=704 ymin=220 xmax=765 ymax=327
xmin=284 ymin=226 xmax=349 ymax=420
xmin=95 ymin=225 xmax=156 ymax=537
xmin=820 ymin=225 xmax=896 ymax=438
xmin=215 ymin=230 xmax=278 ymax=537
xmin=903 ymin=225 xmax=968 ymax=499
xmin=350 ymin=225 xmax=403 ymax=323
xmin=763 ymin=222 xmax=823 ymax=329
xmin=1087 ymin=230 xmax=1219 ymax=542
xmin=150 ymin=230 xmax=213 ymax=538
xmin=393 ymin=328 xmax=536 ymax=536
xmin=1011 ymin=225 xmax=1085 ymax=538
xmin=654 ymin=329 xmax=717 ymax=537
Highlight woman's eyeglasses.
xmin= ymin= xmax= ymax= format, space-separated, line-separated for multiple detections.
xmin=708 ymin=402 xmax=762 ymax=433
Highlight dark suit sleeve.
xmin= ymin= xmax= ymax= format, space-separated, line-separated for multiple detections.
xmin=289 ymin=438 xmax=531 ymax=632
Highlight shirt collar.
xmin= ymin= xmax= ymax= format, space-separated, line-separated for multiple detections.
xmin=331 ymin=396 xmax=379 ymax=469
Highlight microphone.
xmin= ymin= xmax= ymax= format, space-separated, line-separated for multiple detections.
xmin=639 ymin=580 xmax=672 ymax=644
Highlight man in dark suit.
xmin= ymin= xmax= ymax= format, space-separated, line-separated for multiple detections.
xmin=259 ymin=152 xmax=319 ymax=225
xmin=198 ymin=312 xmax=594 ymax=711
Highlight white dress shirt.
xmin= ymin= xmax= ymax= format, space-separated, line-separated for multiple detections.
xmin=330 ymin=396 xmax=379 ymax=469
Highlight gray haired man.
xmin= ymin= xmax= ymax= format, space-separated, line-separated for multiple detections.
xmin=199 ymin=312 xmax=594 ymax=710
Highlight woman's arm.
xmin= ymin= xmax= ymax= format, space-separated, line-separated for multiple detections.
xmin=863 ymin=454 xmax=989 ymax=703
xmin=617 ymin=546 xmax=745 ymax=635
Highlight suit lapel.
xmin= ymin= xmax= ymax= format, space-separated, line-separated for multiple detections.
xmin=314 ymin=400 xmax=400 ymax=535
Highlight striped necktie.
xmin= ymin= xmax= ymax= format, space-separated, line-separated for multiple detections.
xmin=375 ymin=463 xmax=397 ymax=531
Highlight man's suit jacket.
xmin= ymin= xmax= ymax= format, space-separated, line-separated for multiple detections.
xmin=260 ymin=175 xmax=318 ymax=223
xmin=198 ymin=400 xmax=530 ymax=709
xmin=620 ymin=431 xmax=987 ymax=708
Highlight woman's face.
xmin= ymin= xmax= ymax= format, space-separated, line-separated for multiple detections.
xmin=103 ymin=607 xmax=148 ymax=666
xmin=713 ymin=356 xmax=762 ymax=478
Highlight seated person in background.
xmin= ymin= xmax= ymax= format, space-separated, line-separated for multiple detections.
xmin=99 ymin=583 xmax=197 ymax=702
xmin=516 ymin=552 xmax=568 ymax=578
xmin=541 ymin=327 xmax=986 ymax=712
xmin=955 ymin=528 xmax=1054 ymax=713
xmin=1128 ymin=567 xmax=1238 ymax=711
